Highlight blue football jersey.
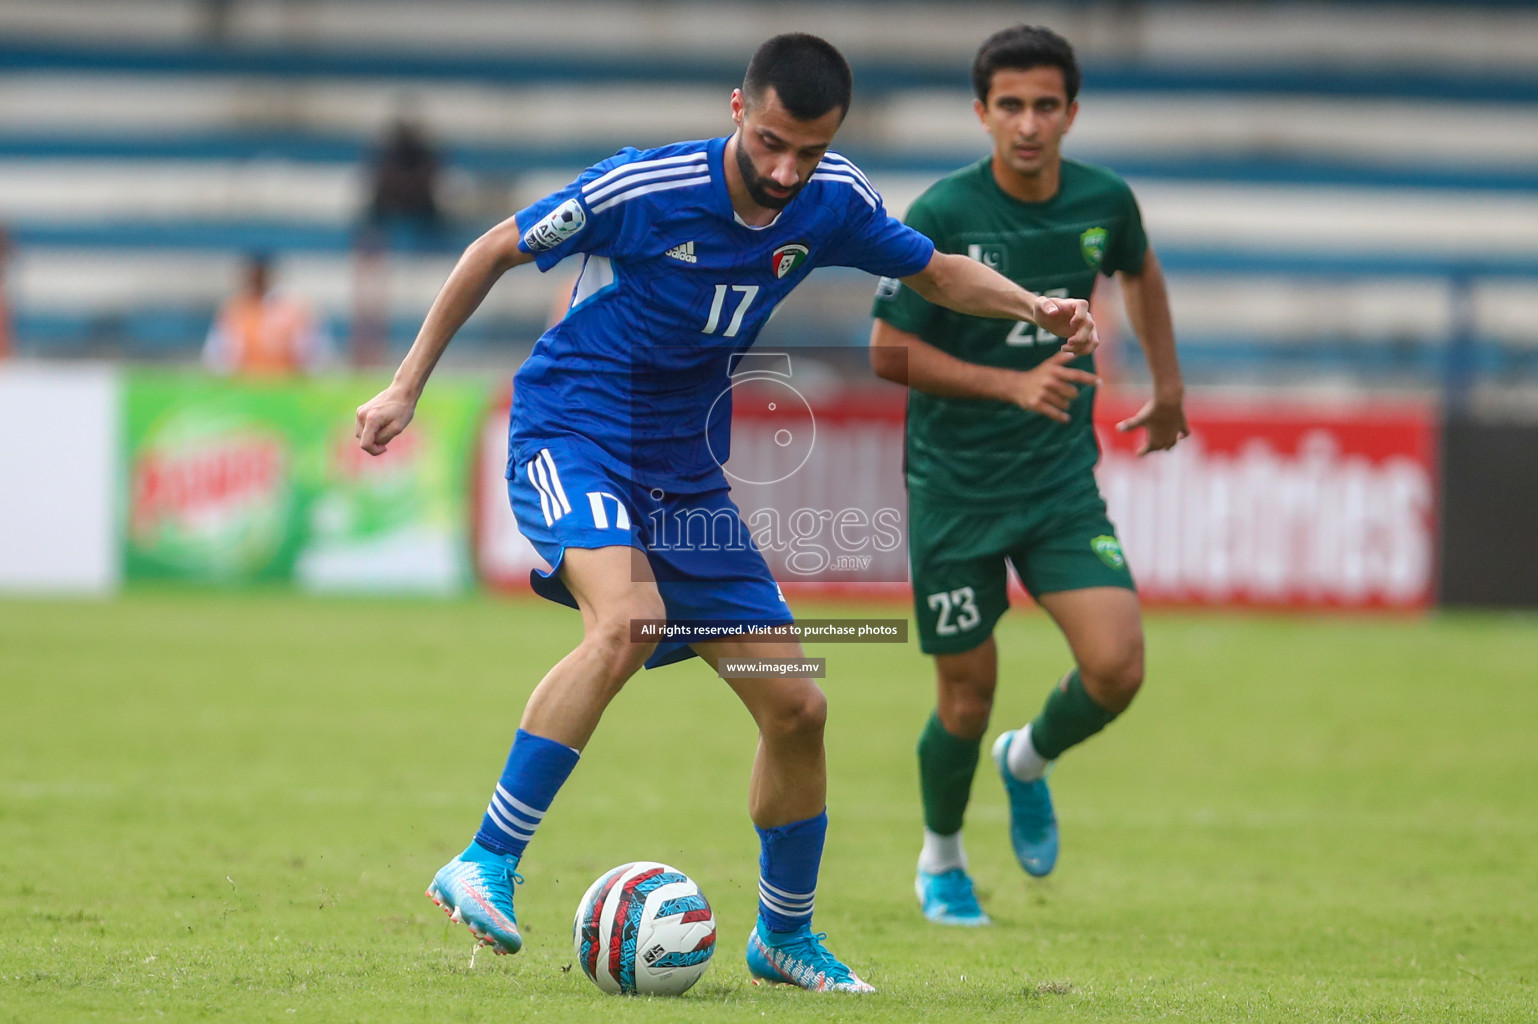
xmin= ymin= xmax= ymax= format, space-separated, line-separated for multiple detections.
xmin=507 ymin=135 xmax=934 ymax=493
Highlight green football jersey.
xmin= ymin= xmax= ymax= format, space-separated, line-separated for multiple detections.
xmin=872 ymin=157 xmax=1147 ymax=504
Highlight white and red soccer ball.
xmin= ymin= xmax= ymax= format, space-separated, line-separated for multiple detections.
xmin=572 ymin=861 xmax=716 ymax=995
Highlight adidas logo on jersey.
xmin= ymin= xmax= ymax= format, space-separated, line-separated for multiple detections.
xmin=664 ymin=240 xmax=698 ymax=263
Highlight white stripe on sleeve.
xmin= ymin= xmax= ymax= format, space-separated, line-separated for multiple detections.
xmin=590 ymin=175 xmax=712 ymax=213
xmin=809 ymin=172 xmax=878 ymax=210
xmin=585 ymin=159 xmax=708 ymax=203
xmin=583 ymin=152 xmax=710 ymax=195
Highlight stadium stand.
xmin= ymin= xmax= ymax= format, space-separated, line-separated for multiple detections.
xmin=1 ymin=0 xmax=1536 ymax=394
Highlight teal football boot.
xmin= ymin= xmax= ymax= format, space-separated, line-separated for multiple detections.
xmin=425 ymin=841 xmax=524 ymax=954
xmin=915 ymin=867 xmax=991 ymax=926
xmin=991 ymin=730 xmax=1059 ymax=877
xmin=746 ymin=920 xmax=876 ymax=993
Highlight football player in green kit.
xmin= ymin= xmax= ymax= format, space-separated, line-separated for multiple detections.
xmin=869 ymin=24 xmax=1188 ymax=925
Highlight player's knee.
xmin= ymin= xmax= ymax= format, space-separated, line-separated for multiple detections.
xmin=584 ymin=628 xmax=654 ymax=684
xmin=936 ymin=654 xmax=996 ymax=739
xmin=1080 ymin=636 xmax=1144 ymax=713
xmin=943 ymin=691 xmax=994 ymax=739
xmin=760 ymin=685 xmax=827 ymax=745
xmin=937 ymin=678 xmax=995 ymax=739
xmin=586 ymin=601 xmax=663 ymax=679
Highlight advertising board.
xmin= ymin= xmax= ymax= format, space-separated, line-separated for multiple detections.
xmin=125 ymin=373 xmax=484 ymax=592
xmin=477 ymin=385 xmax=1440 ymax=610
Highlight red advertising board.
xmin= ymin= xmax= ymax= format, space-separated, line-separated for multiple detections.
xmin=1096 ymin=396 xmax=1439 ymax=609
xmin=477 ymin=387 xmax=1440 ymax=610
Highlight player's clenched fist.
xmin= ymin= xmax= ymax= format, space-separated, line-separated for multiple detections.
xmin=1033 ymin=295 xmax=1098 ymax=356
xmin=355 ymin=385 xmax=417 ymax=456
xmin=1012 ymin=348 xmax=1101 ymax=424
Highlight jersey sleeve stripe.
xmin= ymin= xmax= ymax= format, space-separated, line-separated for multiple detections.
xmin=582 ymin=152 xmax=708 ymax=195
xmin=584 ymin=159 xmax=709 ymax=203
xmin=589 ymin=174 xmax=712 ymax=213
xmin=818 ymin=153 xmax=878 ymax=195
xmin=809 ymin=172 xmax=878 ymax=210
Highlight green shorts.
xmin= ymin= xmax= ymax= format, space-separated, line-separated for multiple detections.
xmin=909 ymin=484 xmax=1136 ymax=655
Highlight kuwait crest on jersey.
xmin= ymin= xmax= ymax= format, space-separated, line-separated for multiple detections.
xmin=1080 ymin=227 xmax=1108 ymax=269
xmin=771 ymin=243 xmax=810 ymax=279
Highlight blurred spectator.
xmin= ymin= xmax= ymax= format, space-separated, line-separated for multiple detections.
xmin=366 ymin=117 xmax=442 ymax=238
xmin=203 ymin=254 xmax=334 ymax=376
xmin=197 ymin=0 xmax=234 ymax=41
xmin=0 ymin=226 xmax=12 ymax=361
xmin=351 ymin=117 xmax=445 ymax=367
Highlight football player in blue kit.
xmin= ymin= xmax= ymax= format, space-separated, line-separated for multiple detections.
xmin=355 ymin=33 xmax=1097 ymax=992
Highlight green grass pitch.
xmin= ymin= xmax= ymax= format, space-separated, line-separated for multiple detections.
xmin=2 ymin=592 xmax=1535 ymax=1022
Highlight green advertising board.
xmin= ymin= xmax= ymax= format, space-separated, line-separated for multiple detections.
xmin=124 ymin=372 xmax=487 ymax=592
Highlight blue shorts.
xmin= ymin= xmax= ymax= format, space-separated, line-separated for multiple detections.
xmin=507 ymin=435 xmax=794 ymax=669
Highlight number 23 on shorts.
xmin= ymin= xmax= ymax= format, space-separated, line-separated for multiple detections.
xmin=927 ymin=586 xmax=981 ymax=636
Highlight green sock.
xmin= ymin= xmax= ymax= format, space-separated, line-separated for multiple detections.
xmin=1028 ymin=670 xmax=1118 ymax=760
xmin=918 ymin=710 xmax=981 ymax=836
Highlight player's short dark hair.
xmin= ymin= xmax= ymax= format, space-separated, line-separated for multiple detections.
xmin=743 ymin=33 xmax=853 ymax=122
xmin=972 ymin=25 xmax=1081 ymax=105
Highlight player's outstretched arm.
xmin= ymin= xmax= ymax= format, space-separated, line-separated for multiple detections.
xmin=870 ymin=319 xmax=1100 ymax=424
xmin=355 ymin=215 xmax=534 ymax=456
xmin=901 ymin=251 xmax=1098 ymax=356
xmin=1114 ymin=248 xmax=1189 ymax=455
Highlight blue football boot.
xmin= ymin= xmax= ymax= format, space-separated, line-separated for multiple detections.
xmin=425 ymin=841 xmax=524 ymax=954
xmin=915 ymin=867 xmax=991 ymax=926
xmin=991 ymin=730 xmax=1059 ymax=877
xmin=746 ymin=920 xmax=876 ymax=993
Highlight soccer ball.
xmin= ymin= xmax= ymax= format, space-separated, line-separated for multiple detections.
xmin=572 ymin=861 xmax=716 ymax=995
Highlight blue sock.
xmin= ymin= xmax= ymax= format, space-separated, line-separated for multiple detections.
xmin=756 ymin=810 xmax=827 ymax=933
xmin=473 ymin=729 xmax=580 ymax=859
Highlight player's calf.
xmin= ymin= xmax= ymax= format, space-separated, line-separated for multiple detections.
xmin=916 ymin=650 xmax=995 ymax=919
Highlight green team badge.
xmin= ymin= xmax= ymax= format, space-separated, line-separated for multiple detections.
xmin=1091 ymin=534 xmax=1126 ymax=570
xmin=1080 ymin=227 xmax=1108 ymax=269
xmin=771 ymin=243 xmax=810 ymax=279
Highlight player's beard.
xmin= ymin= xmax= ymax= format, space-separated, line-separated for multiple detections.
xmin=735 ymin=142 xmax=804 ymax=210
